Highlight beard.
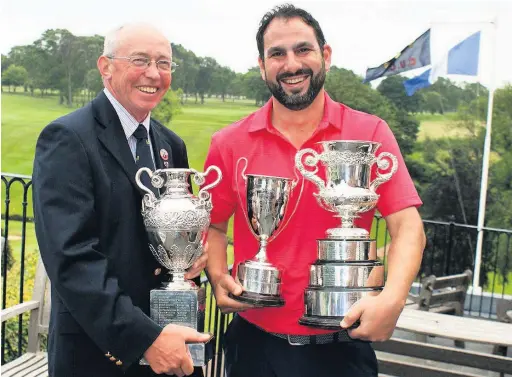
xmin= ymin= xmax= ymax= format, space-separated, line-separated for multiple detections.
xmin=265 ymin=62 xmax=326 ymax=111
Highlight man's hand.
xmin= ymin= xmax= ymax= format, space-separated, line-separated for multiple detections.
xmin=144 ymin=324 xmax=211 ymax=376
xmin=184 ymin=242 xmax=209 ymax=280
xmin=213 ymin=273 xmax=255 ymax=314
xmin=340 ymin=292 xmax=405 ymax=342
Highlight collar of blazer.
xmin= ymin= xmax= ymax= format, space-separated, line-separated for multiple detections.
xmin=93 ymin=92 xmax=175 ymax=195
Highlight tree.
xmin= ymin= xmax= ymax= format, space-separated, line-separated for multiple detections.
xmin=1 ymin=54 xmax=12 ymax=73
xmin=325 ymin=66 xmax=419 ymax=156
xmin=195 ymin=57 xmax=218 ymax=104
xmin=422 ymin=91 xmax=444 ymax=114
xmin=152 ymin=89 xmax=184 ymax=126
xmin=243 ymin=67 xmax=270 ymax=106
xmin=377 ymin=75 xmax=422 ymax=113
xmin=212 ymin=66 xmax=236 ymax=101
xmin=2 ymin=65 xmax=28 ymax=92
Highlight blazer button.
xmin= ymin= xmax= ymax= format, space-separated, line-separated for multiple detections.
xmin=154 ymin=268 xmax=162 ymax=276
xmin=116 ymin=360 xmax=123 ymax=366
xmin=110 ymin=356 xmax=116 ymax=361
xmin=105 ymin=352 xmax=111 ymax=357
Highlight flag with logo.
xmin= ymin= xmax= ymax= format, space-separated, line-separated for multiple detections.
xmin=363 ymin=29 xmax=431 ymax=83
xmin=403 ymin=31 xmax=481 ymax=96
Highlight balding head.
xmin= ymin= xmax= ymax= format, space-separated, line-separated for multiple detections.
xmin=103 ymin=23 xmax=170 ymax=57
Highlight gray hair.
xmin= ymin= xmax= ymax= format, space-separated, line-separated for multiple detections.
xmin=102 ymin=23 xmax=168 ymax=57
xmin=103 ymin=25 xmax=124 ymax=56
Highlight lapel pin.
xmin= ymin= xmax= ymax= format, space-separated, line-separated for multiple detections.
xmin=160 ymin=149 xmax=169 ymax=161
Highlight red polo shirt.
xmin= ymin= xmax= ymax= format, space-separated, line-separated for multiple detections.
xmin=203 ymin=93 xmax=422 ymax=335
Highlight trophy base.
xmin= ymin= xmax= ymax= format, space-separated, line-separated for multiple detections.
xmin=142 ymin=285 xmax=213 ymax=366
xmin=228 ymin=291 xmax=285 ymax=307
xmin=299 ymin=315 xmax=360 ymax=330
xmin=140 ymin=335 xmax=214 ymax=367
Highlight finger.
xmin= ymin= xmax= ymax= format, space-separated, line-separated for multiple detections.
xmin=220 ymin=275 xmax=243 ymax=295
xmin=181 ymin=353 xmax=194 ymax=376
xmin=340 ymin=301 xmax=363 ymax=329
xmin=180 ymin=327 xmax=212 ymax=343
xmin=192 ymin=253 xmax=208 ymax=270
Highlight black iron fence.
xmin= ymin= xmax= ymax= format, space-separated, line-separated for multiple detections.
xmin=2 ymin=172 xmax=511 ymax=371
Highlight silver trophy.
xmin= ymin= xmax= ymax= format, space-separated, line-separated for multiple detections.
xmin=230 ymin=157 xmax=302 ymax=307
xmin=295 ymin=140 xmax=397 ymax=329
xmin=136 ymin=166 xmax=222 ymax=366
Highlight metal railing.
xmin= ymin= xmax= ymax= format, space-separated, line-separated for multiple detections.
xmin=2 ymin=172 xmax=511 ymax=372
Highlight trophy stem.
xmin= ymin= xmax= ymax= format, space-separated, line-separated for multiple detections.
xmin=254 ymin=237 xmax=269 ymax=263
xmin=171 ymin=272 xmax=184 ymax=283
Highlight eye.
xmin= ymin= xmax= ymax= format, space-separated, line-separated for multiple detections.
xmin=268 ymin=51 xmax=285 ymax=58
xmin=131 ymin=57 xmax=149 ymax=67
xmin=296 ymin=47 xmax=312 ymax=55
xmin=157 ymin=60 xmax=172 ymax=71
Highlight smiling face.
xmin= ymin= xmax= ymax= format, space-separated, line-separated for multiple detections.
xmin=258 ymin=17 xmax=331 ymax=111
xmin=97 ymin=25 xmax=172 ymax=122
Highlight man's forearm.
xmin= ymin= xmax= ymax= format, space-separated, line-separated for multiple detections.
xmin=206 ymin=223 xmax=229 ymax=285
xmin=382 ymin=212 xmax=426 ymax=304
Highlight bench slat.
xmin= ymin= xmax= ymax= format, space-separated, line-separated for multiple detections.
xmin=23 ymin=362 xmax=49 ymax=377
xmin=428 ymin=289 xmax=464 ymax=307
xmin=2 ymin=353 xmax=47 ymax=377
xmin=377 ymin=353 xmax=483 ymax=377
xmin=432 ymin=274 xmax=471 ymax=290
xmin=374 ymin=338 xmax=512 ymax=374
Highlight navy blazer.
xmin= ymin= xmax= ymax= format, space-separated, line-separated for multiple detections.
xmin=32 ymin=92 xmax=191 ymax=377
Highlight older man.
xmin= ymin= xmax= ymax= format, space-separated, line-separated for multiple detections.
xmin=32 ymin=24 xmax=209 ymax=377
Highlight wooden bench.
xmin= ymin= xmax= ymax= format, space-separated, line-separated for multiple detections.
xmin=407 ymin=270 xmax=472 ymax=315
xmin=1 ymin=258 xmax=50 ymax=377
xmin=407 ymin=270 xmax=472 ymax=347
xmin=374 ymin=308 xmax=512 ymax=377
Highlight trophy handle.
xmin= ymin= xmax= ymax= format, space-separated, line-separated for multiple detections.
xmin=295 ymin=148 xmax=326 ymax=193
xmin=268 ymin=175 xmax=304 ymax=242
xmin=135 ymin=167 xmax=157 ymax=210
xmin=195 ymin=165 xmax=223 ymax=204
xmin=235 ymin=157 xmax=258 ymax=238
xmin=370 ymin=152 xmax=398 ymax=192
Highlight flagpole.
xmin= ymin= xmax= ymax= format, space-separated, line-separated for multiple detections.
xmin=473 ymin=19 xmax=497 ymax=291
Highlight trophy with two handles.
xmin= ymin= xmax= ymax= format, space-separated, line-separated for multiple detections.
xmin=136 ymin=166 xmax=221 ymax=366
xmin=295 ymin=140 xmax=397 ymax=329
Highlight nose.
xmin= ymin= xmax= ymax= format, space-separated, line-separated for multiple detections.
xmin=144 ymin=61 xmax=160 ymax=79
xmin=283 ymin=51 xmax=302 ymax=73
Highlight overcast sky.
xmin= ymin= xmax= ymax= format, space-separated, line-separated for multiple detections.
xmin=1 ymin=0 xmax=511 ymax=88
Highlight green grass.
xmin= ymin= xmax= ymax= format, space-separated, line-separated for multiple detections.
xmin=486 ymin=271 xmax=512 ymax=295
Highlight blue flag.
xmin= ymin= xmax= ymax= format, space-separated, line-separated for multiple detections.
xmin=403 ymin=31 xmax=481 ymax=96
xmin=363 ymin=29 xmax=431 ymax=83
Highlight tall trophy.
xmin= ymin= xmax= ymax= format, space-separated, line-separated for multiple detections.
xmin=229 ymin=157 xmax=302 ymax=307
xmin=136 ymin=166 xmax=221 ymax=366
xmin=295 ymin=140 xmax=397 ymax=329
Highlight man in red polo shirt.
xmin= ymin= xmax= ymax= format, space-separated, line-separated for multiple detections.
xmin=203 ymin=4 xmax=426 ymax=377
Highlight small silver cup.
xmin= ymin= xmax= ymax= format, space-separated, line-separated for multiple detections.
xmin=230 ymin=157 xmax=301 ymax=307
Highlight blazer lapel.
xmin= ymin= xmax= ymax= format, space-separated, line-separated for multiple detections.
xmin=150 ymin=121 xmax=174 ymax=169
xmin=93 ymin=92 xmax=140 ymax=191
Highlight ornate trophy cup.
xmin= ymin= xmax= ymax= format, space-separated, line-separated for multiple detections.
xmin=295 ymin=140 xmax=397 ymax=329
xmin=136 ymin=166 xmax=222 ymax=366
xmin=229 ymin=157 xmax=302 ymax=307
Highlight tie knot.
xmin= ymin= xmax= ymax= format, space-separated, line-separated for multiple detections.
xmin=132 ymin=124 xmax=148 ymax=140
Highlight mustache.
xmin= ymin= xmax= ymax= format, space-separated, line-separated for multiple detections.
xmin=276 ymin=68 xmax=313 ymax=81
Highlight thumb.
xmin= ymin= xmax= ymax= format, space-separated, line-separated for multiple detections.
xmin=340 ymin=302 xmax=363 ymax=329
xmin=181 ymin=327 xmax=212 ymax=343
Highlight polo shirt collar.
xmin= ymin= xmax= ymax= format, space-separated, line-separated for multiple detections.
xmin=248 ymin=92 xmax=343 ymax=133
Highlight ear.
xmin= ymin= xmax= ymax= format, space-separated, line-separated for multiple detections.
xmin=258 ymin=56 xmax=266 ymax=81
xmin=97 ymin=55 xmax=113 ymax=80
xmin=322 ymin=44 xmax=332 ymax=72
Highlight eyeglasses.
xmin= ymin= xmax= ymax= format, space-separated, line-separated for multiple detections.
xmin=107 ymin=55 xmax=178 ymax=73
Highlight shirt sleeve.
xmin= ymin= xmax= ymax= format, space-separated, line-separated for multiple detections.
xmin=203 ymin=133 xmax=236 ymax=224
xmin=372 ymin=120 xmax=423 ymax=217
